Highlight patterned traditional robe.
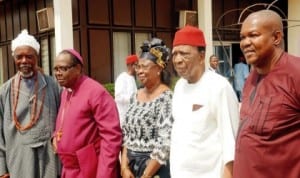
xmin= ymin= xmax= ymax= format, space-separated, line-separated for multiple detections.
xmin=0 ymin=71 xmax=61 ymax=178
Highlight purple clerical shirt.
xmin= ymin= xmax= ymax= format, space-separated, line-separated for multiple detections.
xmin=55 ymin=75 xmax=122 ymax=178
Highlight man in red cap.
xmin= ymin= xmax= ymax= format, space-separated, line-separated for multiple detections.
xmin=170 ymin=25 xmax=239 ymax=178
xmin=114 ymin=54 xmax=138 ymax=125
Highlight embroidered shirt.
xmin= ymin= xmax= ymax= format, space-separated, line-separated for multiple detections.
xmin=233 ymin=53 xmax=300 ymax=178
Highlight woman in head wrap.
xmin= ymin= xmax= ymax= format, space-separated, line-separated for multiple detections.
xmin=120 ymin=38 xmax=173 ymax=178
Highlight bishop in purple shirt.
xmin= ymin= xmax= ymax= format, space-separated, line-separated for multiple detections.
xmin=52 ymin=49 xmax=122 ymax=178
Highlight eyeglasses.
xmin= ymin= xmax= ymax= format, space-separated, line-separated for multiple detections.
xmin=53 ymin=64 xmax=77 ymax=73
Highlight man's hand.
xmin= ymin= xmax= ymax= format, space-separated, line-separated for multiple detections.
xmin=52 ymin=136 xmax=57 ymax=153
xmin=0 ymin=173 xmax=10 ymax=178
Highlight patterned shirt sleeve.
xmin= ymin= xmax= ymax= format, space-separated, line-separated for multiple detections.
xmin=150 ymin=91 xmax=174 ymax=165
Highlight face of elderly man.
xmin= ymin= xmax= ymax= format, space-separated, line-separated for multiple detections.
xmin=172 ymin=45 xmax=205 ymax=83
xmin=13 ymin=46 xmax=38 ymax=78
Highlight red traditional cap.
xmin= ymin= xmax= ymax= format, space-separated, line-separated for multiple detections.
xmin=65 ymin=49 xmax=84 ymax=65
xmin=126 ymin=54 xmax=138 ymax=64
xmin=173 ymin=25 xmax=206 ymax=47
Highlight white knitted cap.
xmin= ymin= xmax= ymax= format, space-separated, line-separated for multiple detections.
xmin=11 ymin=29 xmax=40 ymax=54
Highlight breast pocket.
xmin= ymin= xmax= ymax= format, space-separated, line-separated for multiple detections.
xmin=189 ymin=104 xmax=212 ymax=136
xmin=250 ymin=95 xmax=283 ymax=136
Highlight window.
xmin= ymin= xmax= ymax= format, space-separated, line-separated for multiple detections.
xmin=112 ymin=32 xmax=153 ymax=80
xmin=134 ymin=32 xmax=151 ymax=56
xmin=41 ymin=38 xmax=50 ymax=75
xmin=40 ymin=36 xmax=55 ymax=76
xmin=50 ymin=36 xmax=56 ymax=76
xmin=213 ymin=44 xmax=233 ymax=83
xmin=0 ymin=48 xmax=3 ymax=85
xmin=113 ymin=32 xmax=131 ymax=80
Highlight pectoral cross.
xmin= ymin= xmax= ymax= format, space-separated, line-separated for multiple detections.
xmin=56 ymin=130 xmax=63 ymax=141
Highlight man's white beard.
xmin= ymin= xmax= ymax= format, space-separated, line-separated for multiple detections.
xmin=20 ymin=71 xmax=34 ymax=78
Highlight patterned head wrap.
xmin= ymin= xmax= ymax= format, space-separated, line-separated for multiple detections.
xmin=140 ymin=38 xmax=170 ymax=69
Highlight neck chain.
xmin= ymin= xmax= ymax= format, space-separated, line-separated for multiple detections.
xmin=11 ymin=73 xmax=46 ymax=131
xmin=56 ymin=90 xmax=74 ymax=141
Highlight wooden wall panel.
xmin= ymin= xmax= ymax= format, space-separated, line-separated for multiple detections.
xmin=0 ymin=5 xmax=6 ymax=42
xmin=155 ymin=0 xmax=171 ymax=28
xmin=46 ymin=0 xmax=53 ymax=7
xmin=28 ymin=0 xmax=37 ymax=34
xmin=72 ymin=0 xmax=79 ymax=25
xmin=73 ymin=30 xmax=81 ymax=53
xmin=36 ymin=0 xmax=45 ymax=10
xmin=1 ymin=46 xmax=9 ymax=81
xmin=192 ymin=0 xmax=197 ymax=10
xmin=223 ymin=0 xmax=238 ymax=40
xmin=13 ymin=3 xmax=21 ymax=36
xmin=88 ymin=0 xmax=109 ymax=25
xmin=5 ymin=3 xmax=13 ymax=40
xmin=7 ymin=44 xmax=15 ymax=78
xmin=113 ymin=0 xmax=131 ymax=26
xmin=73 ymin=30 xmax=90 ymax=74
xmin=135 ymin=0 xmax=152 ymax=27
xmin=78 ymin=0 xmax=88 ymax=71
xmin=212 ymin=0 xmax=223 ymax=27
xmin=0 ymin=0 xmax=199 ymax=83
xmin=175 ymin=0 xmax=192 ymax=11
xmin=89 ymin=30 xmax=111 ymax=83
xmin=20 ymin=4 xmax=28 ymax=30
xmin=156 ymin=32 xmax=172 ymax=50
xmin=212 ymin=3 xmax=223 ymax=40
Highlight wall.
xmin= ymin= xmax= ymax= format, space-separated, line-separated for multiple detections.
xmin=288 ymin=0 xmax=300 ymax=56
xmin=72 ymin=0 xmax=196 ymax=83
xmin=0 ymin=0 xmax=54 ymax=82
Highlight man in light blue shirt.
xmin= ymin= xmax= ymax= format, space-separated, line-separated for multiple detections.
xmin=233 ymin=56 xmax=249 ymax=101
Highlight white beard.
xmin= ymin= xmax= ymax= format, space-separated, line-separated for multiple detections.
xmin=20 ymin=71 xmax=34 ymax=78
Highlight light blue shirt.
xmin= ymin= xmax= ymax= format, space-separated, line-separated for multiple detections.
xmin=234 ymin=62 xmax=249 ymax=91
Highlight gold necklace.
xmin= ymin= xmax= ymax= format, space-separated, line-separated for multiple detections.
xmin=11 ymin=73 xmax=46 ymax=131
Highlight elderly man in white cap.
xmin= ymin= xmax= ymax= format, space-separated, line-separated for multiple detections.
xmin=0 ymin=29 xmax=61 ymax=178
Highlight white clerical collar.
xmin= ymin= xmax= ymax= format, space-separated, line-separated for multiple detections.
xmin=65 ymin=87 xmax=73 ymax=93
